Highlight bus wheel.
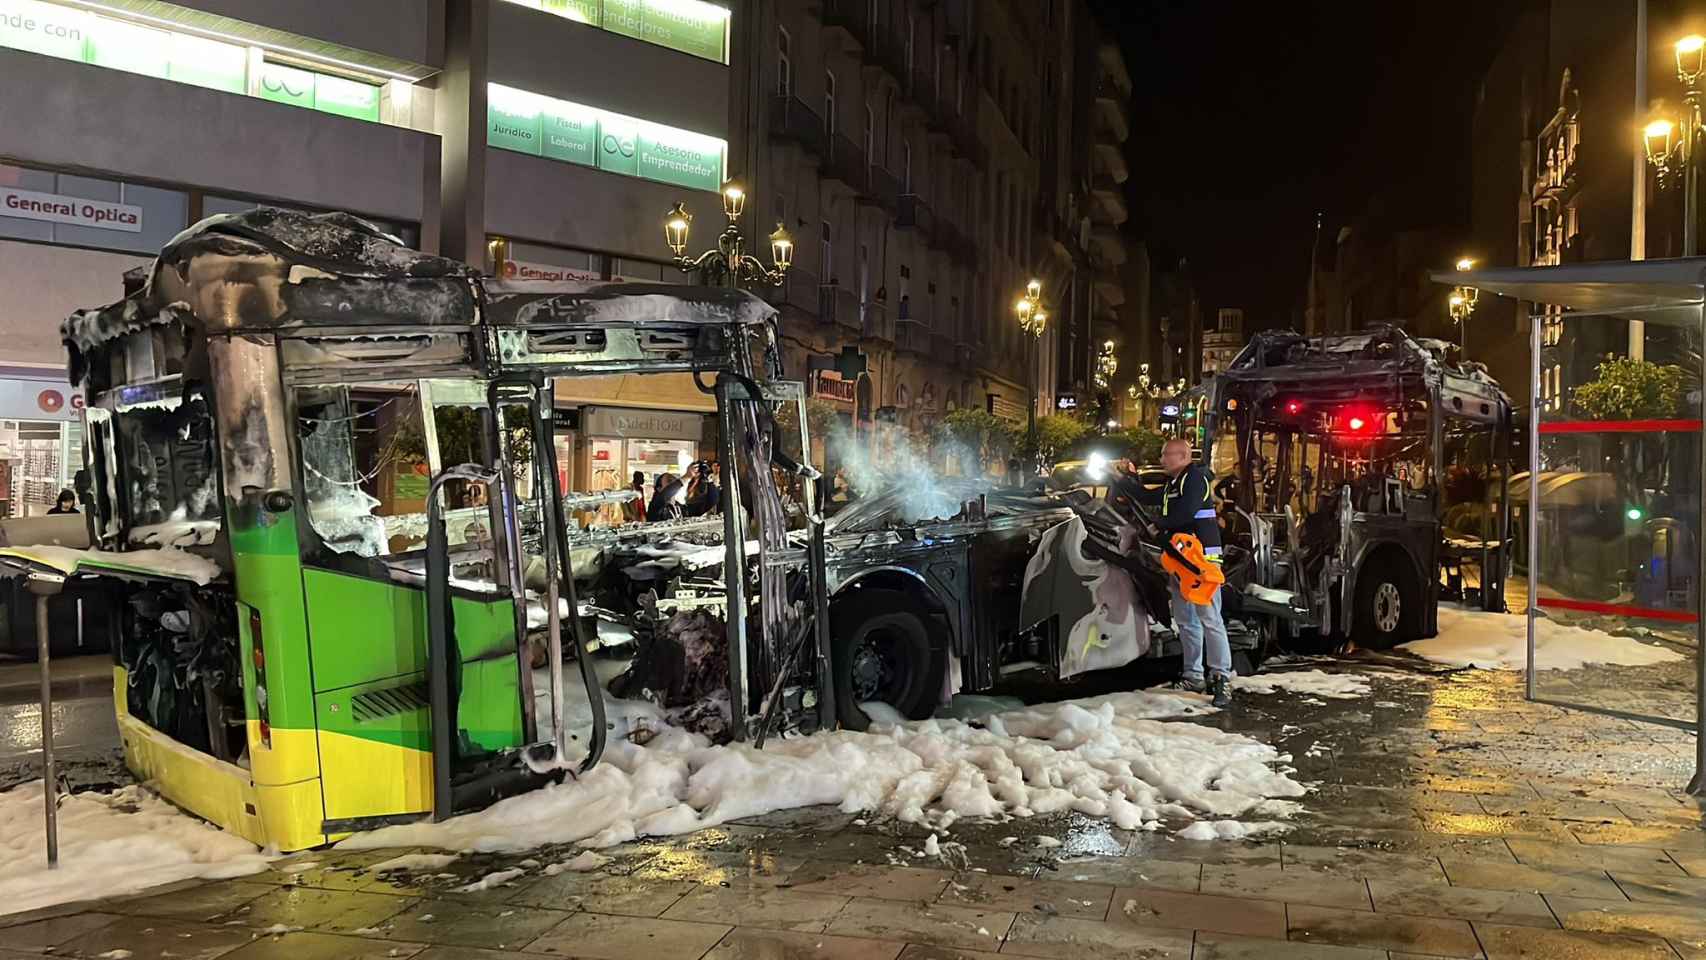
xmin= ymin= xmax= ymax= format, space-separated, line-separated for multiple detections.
xmin=1354 ymin=558 xmax=1416 ymax=650
xmin=832 ymin=589 xmax=943 ymax=731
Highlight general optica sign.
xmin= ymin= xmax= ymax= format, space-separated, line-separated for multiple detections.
xmin=2 ymin=186 xmax=142 ymax=232
xmin=487 ymin=83 xmax=724 ymax=193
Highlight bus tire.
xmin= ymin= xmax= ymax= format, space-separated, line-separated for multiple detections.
xmin=1354 ymin=555 xmax=1417 ymax=650
xmin=832 ymin=589 xmax=944 ymax=731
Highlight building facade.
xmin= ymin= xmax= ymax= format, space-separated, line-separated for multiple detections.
xmin=0 ymin=0 xmax=745 ymax=512
xmin=1200 ymin=307 xmax=1244 ymax=376
xmin=740 ymin=0 xmax=1133 ymax=447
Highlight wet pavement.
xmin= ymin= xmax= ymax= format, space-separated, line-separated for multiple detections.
xmin=0 ymin=655 xmax=123 ymax=789
xmin=3 ymin=657 xmax=1704 ymax=959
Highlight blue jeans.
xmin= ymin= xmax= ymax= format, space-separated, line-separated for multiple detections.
xmin=1171 ymin=581 xmax=1232 ymax=682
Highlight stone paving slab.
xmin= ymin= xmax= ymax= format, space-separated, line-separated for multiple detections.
xmin=1367 ymin=878 xmax=1557 ymax=928
xmin=1436 ymin=858 xmax=1626 ymax=899
xmin=704 ymin=928 xmax=906 ymax=960
xmin=220 ymin=930 xmax=427 ymax=959
xmin=1611 ymin=869 xmax=1706 ymax=905
xmin=1195 ymin=932 xmax=1385 ymax=959
xmin=660 ymin=885 xmax=850 ymax=932
xmin=525 ymin=911 xmax=732 ymax=959
xmin=937 ymin=873 xmax=1112 ymax=919
xmin=52 ymin=917 xmax=260 ymax=960
xmin=1472 ymin=920 xmax=1682 ymax=959
xmin=1198 ymin=862 xmax=1374 ymax=910
xmin=1109 ymin=887 xmax=1286 ymax=939
xmin=1285 ymin=903 xmax=1483 ymax=957
xmin=1000 ymin=913 xmax=1194 ymax=959
xmin=823 ymin=898 xmax=1013 ymax=950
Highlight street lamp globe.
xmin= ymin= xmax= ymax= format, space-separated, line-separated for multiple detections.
xmin=1026 ymin=278 xmax=1042 ymax=301
xmin=664 ymin=203 xmax=692 ymax=257
xmin=1678 ymin=34 xmax=1706 ymax=84
xmin=1455 ymin=257 xmax=1475 ymax=272
xmin=721 ymin=180 xmax=747 ymax=220
xmin=769 ymin=223 xmax=794 ymax=271
xmin=1645 ymin=117 xmax=1677 ymax=172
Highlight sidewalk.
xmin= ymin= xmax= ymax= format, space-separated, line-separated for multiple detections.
xmin=1 ymin=662 xmax=1700 ymax=959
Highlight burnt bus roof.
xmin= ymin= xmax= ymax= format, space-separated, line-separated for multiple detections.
xmin=1199 ymin=325 xmax=1512 ymax=423
xmin=61 ymin=207 xmax=779 ymax=390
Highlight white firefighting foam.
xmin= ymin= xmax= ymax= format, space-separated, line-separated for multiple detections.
xmin=1404 ymin=605 xmax=1688 ymax=671
xmin=340 ymin=687 xmax=1307 ymax=856
xmin=0 ymin=781 xmax=270 ymax=917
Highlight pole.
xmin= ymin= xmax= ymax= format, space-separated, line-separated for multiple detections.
xmin=1525 ymin=313 xmax=1542 ymax=702
xmin=1689 ymin=302 xmax=1706 ymax=796
xmin=33 ymin=588 xmax=58 ymax=867
xmin=1632 ymin=0 xmax=1648 ymax=360
xmin=1026 ymin=334 xmax=1037 ymax=466
xmin=1686 ymin=87 xmax=1701 ymax=258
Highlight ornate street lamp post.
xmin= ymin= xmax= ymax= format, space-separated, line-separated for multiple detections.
xmin=665 ymin=179 xmax=793 ymax=289
xmin=1449 ymin=257 xmax=1478 ymax=357
xmin=1016 ymin=279 xmax=1047 ymax=464
xmin=1645 ymin=35 xmax=1706 ymax=255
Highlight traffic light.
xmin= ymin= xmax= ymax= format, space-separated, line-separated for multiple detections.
xmin=1626 ymin=505 xmax=1645 ymax=522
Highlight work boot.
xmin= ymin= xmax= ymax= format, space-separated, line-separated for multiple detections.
xmin=1209 ymin=674 xmax=1233 ymax=708
xmin=1169 ymin=676 xmax=1206 ymax=694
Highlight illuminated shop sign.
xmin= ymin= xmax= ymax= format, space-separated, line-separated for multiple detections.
xmin=1 ymin=0 xmax=386 ymax=123
xmin=488 ymin=83 xmax=725 ymax=192
xmin=500 ymin=0 xmax=730 ymax=64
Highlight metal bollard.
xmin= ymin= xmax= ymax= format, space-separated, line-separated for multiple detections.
xmin=28 ymin=575 xmax=65 ymax=868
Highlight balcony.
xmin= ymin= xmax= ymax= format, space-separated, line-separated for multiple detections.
xmin=910 ymin=67 xmax=942 ymax=122
xmin=768 ymin=95 xmax=826 ymax=157
xmin=820 ymin=283 xmax=862 ymax=331
xmin=769 ymin=267 xmax=822 ymax=317
xmin=931 ymin=331 xmax=958 ymax=361
xmin=1090 ymin=225 xmax=1126 ymax=264
xmin=1090 ymin=181 xmax=1129 ymax=226
xmin=897 ymin=194 xmax=937 ymax=239
xmin=1093 ymin=141 xmax=1128 ymax=184
xmin=946 ymin=112 xmax=987 ymax=169
xmin=821 ymin=0 xmax=875 ymax=50
xmin=860 ymin=25 xmax=909 ymax=85
xmin=895 ymin=317 xmax=930 ymax=354
xmin=822 ymin=133 xmax=869 ymax=190
xmin=862 ymin=164 xmax=902 ymax=213
xmin=1094 ymin=99 xmax=1129 ymax=145
xmin=862 ymin=302 xmax=893 ymax=342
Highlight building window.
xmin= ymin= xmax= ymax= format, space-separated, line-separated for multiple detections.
xmin=821 ymin=221 xmax=833 ymax=282
xmin=906 ymin=13 xmax=916 ymax=72
xmin=825 ymin=70 xmax=837 ymax=138
xmin=867 ymin=0 xmax=880 ymax=30
xmin=777 ymin=26 xmax=792 ymax=96
xmin=903 ymin=141 xmax=913 ymax=193
xmin=934 ymin=46 xmax=942 ymax=98
xmin=864 ymin=105 xmax=876 ymax=166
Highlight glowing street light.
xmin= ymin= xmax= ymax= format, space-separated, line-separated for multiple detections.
xmin=1016 ymin=280 xmax=1046 ymax=466
xmin=1646 ymin=34 xmax=1706 ymax=254
xmin=664 ymin=178 xmax=792 ymax=288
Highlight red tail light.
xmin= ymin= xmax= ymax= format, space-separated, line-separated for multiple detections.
xmin=250 ymin=608 xmax=271 ymax=748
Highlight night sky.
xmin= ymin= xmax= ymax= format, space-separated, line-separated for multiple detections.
xmin=1091 ymin=1 xmax=1522 ymax=323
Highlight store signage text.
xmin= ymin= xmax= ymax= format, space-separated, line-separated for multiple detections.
xmin=502 ymin=259 xmax=603 ymax=283
xmin=2 ymin=186 xmax=141 ymax=232
xmin=812 ymin=371 xmax=855 ymax=404
xmin=583 ymin=406 xmax=703 ymax=440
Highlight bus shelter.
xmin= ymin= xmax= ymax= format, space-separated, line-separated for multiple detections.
xmin=1448 ymin=259 xmax=1705 ymax=796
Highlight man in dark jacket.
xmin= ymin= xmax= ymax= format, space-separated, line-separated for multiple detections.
xmin=1156 ymin=437 xmax=1233 ymax=706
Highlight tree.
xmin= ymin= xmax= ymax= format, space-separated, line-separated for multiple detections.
xmin=1023 ymin=414 xmax=1092 ymax=464
xmin=1572 ymin=358 xmax=1686 ymax=421
xmin=935 ymin=407 xmax=1018 ymax=469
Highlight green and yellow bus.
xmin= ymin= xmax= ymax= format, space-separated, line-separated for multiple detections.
xmin=0 ymin=209 xmax=829 ymax=850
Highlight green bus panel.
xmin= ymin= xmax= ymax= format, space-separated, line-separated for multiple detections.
xmin=301 ymin=568 xmax=517 ymax=692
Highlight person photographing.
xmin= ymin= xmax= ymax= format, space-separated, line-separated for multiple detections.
xmin=1154 ymin=437 xmax=1233 ymax=707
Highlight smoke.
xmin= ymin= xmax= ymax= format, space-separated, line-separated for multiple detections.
xmin=826 ymin=421 xmax=991 ymax=523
